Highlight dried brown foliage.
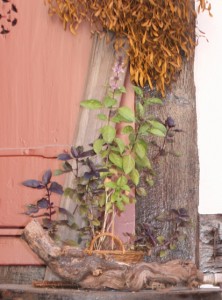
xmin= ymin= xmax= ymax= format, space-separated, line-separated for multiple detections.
xmin=46 ymin=0 xmax=211 ymax=96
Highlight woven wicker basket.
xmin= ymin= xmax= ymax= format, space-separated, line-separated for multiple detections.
xmin=84 ymin=232 xmax=144 ymax=264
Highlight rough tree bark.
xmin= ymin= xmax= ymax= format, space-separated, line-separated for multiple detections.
xmin=133 ymin=0 xmax=199 ymax=264
xmin=136 ymin=56 xmax=199 ymax=263
xmin=23 ymin=220 xmax=203 ymax=291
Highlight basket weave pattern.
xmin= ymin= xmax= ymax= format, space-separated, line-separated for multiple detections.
xmin=84 ymin=232 xmax=144 ymax=264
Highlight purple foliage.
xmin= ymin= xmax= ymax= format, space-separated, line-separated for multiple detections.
xmin=22 ymin=179 xmax=45 ymax=189
xmin=49 ymin=182 xmax=63 ymax=195
xmin=42 ymin=169 xmax=52 ymax=185
xmin=57 ymin=153 xmax=73 ymax=161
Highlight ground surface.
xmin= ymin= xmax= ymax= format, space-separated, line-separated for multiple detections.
xmin=0 ymin=284 xmax=221 ymax=300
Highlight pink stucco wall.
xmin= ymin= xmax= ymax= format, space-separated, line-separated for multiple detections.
xmin=0 ymin=0 xmax=92 ymax=264
xmin=0 ymin=0 xmax=135 ymax=265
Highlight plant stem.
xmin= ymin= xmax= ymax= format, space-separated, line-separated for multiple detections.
xmin=76 ymin=159 xmax=79 ymax=177
xmin=102 ymin=190 xmax=110 ymax=233
xmin=46 ymin=185 xmax=52 ymax=220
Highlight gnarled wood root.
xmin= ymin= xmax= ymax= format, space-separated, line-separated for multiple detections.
xmin=23 ymin=220 xmax=203 ymax=291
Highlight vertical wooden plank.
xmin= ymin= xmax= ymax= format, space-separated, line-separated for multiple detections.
xmin=57 ymin=35 xmax=129 ymax=242
xmin=44 ymin=35 xmax=130 ymax=280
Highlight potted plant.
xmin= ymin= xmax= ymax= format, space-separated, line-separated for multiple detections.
xmin=21 ymin=55 xmax=203 ymax=289
xmin=23 ymin=55 xmax=171 ymax=260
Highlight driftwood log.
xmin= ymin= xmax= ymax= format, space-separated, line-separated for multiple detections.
xmin=23 ymin=220 xmax=203 ymax=291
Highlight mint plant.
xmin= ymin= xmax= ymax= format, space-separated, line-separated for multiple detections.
xmin=54 ymin=56 xmax=168 ymax=242
xmin=23 ymin=56 xmax=178 ymax=247
xmin=124 ymin=208 xmax=190 ymax=258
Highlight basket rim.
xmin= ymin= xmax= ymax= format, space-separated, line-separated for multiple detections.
xmin=84 ymin=249 xmax=144 ymax=255
xmin=85 ymin=232 xmax=144 ymax=260
xmin=87 ymin=232 xmax=126 ymax=254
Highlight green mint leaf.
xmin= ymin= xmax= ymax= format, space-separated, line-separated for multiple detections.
xmin=133 ymin=86 xmax=143 ymax=97
xmin=115 ymin=138 xmax=125 ymax=154
xmin=121 ymin=125 xmax=134 ymax=134
xmin=148 ymin=120 xmax=167 ymax=135
xmin=148 ymin=128 xmax=166 ymax=137
xmin=97 ymin=113 xmax=108 ymax=121
xmin=118 ymin=106 xmax=135 ymax=122
xmin=129 ymin=169 xmax=140 ymax=186
xmin=80 ymin=99 xmax=103 ymax=109
xmin=136 ymin=187 xmax=147 ymax=196
xmin=104 ymin=96 xmax=117 ymax=108
xmin=109 ymin=152 xmax=123 ymax=169
xmin=93 ymin=139 xmax=104 ymax=154
xmin=123 ymin=155 xmax=135 ymax=174
xmin=101 ymin=125 xmax=116 ymax=143
xmin=117 ymin=175 xmax=128 ymax=187
xmin=134 ymin=142 xmax=146 ymax=159
xmin=144 ymin=97 xmax=163 ymax=105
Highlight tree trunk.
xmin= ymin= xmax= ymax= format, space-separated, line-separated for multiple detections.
xmin=23 ymin=220 xmax=203 ymax=291
xmin=136 ymin=58 xmax=199 ymax=263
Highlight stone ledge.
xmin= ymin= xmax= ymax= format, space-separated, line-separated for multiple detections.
xmin=0 ymin=284 xmax=221 ymax=300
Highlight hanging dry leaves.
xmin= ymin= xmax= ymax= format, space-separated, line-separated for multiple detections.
xmin=46 ymin=0 xmax=211 ymax=96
